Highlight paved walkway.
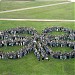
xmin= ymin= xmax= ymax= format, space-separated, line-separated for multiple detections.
xmin=0 ymin=2 xmax=71 ymax=13
xmin=0 ymin=18 xmax=75 ymax=22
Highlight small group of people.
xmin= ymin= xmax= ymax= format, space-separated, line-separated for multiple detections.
xmin=0 ymin=27 xmax=37 ymax=40
xmin=43 ymin=26 xmax=75 ymax=41
xmin=0 ymin=27 xmax=37 ymax=59
xmin=0 ymin=43 xmax=33 ymax=59
xmin=0 ymin=26 xmax=75 ymax=60
xmin=45 ymin=40 xmax=75 ymax=59
xmin=43 ymin=26 xmax=74 ymax=34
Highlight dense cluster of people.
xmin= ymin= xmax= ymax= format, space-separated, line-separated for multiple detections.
xmin=43 ymin=26 xmax=75 ymax=41
xmin=0 ymin=26 xmax=75 ymax=60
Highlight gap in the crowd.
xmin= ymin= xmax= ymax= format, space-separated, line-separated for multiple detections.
xmin=0 ymin=46 xmax=23 ymax=52
xmin=50 ymin=47 xmax=72 ymax=53
xmin=16 ymin=33 xmax=32 ymax=37
xmin=49 ymin=31 xmax=65 ymax=36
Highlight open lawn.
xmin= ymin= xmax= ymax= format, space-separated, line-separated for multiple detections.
xmin=0 ymin=1 xmax=75 ymax=20
xmin=0 ymin=1 xmax=68 ymax=11
xmin=0 ymin=21 xmax=75 ymax=75
xmin=0 ymin=0 xmax=75 ymax=75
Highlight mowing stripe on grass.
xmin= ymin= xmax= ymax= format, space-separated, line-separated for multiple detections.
xmin=0 ymin=2 xmax=71 ymax=14
xmin=0 ymin=19 xmax=75 ymax=22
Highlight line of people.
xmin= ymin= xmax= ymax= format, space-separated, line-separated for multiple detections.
xmin=0 ymin=27 xmax=75 ymax=60
xmin=43 ymin=27 xmax=75 ymax=41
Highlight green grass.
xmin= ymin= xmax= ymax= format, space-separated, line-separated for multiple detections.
xmin=0 ymin=2 xmax=74 ymax=20
xmin=16 ymin=33 xmax=32 ymax=37
xmin=49 ymin=31 xmax=65 ymax=36
xmin=0 ymin=1 xmax=66 ymax=11
xmin=0 ymin=20 xmax=75 ymax=75
xmin=0 ymin=46 xmax=23 ymax=52
xmin=51 ymin=47 xmax=72 ymax=53
xmin=0 ymin=1 xmax=75 ymax=75
xmin=0 ymin=21 xmax=74 ymax=32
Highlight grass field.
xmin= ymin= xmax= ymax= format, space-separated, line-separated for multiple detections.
xmin=0 ymin=0 xmax=75 ymax=75
xmin=0 ymin=1 xmax=74 ymax=19
xmin=0 ymin=21 xmax=75 ymax=75
xmin=0 ymin=1 xmax=68 ymax=11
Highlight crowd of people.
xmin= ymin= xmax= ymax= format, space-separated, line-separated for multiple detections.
xmin=0 ymin=26 xmax=75 ymax=60
xmin=43 ymin=26 xmax=75 ymax=41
